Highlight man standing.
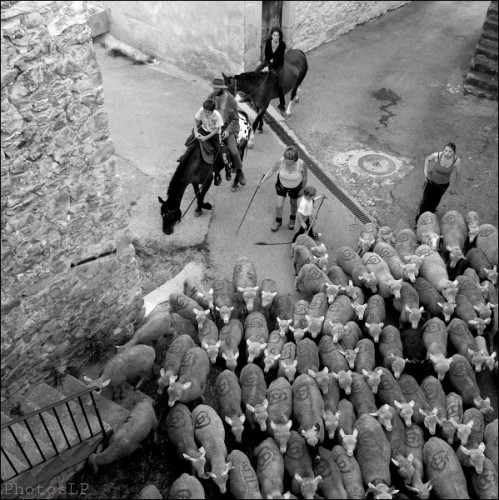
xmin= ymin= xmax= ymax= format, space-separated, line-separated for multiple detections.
xmin=207 ymin=77 xmax=246 ymax=190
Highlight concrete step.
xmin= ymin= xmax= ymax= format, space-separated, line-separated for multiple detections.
xmin=471 ymin=53 xmax=498 ymax=75
xmin=55 ymin=374 xmax=129 ymax=430
xmin=477 ymin=39 xmax=498 ymax=61
xmin=1 ymin=447 xmax=29 ymax=483
xmin=482 ymin=26 xmax=498 ymax=42
xmin=463 ymin=82 xmax=498 ymax=100
xmin=465 ymin=69 xmax=499 ymax=92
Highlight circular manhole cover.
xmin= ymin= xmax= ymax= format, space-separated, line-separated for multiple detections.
xmin=358 ymin=153 xmax=397 ymax=176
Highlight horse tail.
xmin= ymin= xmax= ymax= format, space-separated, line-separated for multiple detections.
xmin=295 ymin=50 xmax=309 ymax=89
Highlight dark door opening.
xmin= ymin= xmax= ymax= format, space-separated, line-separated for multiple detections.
xmin=261 ymin=1 xmax=283 ymax=57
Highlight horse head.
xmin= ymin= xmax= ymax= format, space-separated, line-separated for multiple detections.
xmin=222 ymin=72 xmax=236 ymax=96
xmin=158 ymin=196 xmax=181 ymax=235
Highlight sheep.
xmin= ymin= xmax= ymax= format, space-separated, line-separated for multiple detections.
xmin=362 ymin=368 xmax=384 ymax=395
xmin=349 ymin=372 xmax=377 ymax=416
xmin=137 ymin=485 xmax=162 ymax=499
xmin=233 ymin=256 xmax=259 ymax=312
xmin=283 ymin=431 xmax=323 ymax=499
xmin=466 ymin=211 xmax=480 ymax=243
xmin=269 ymin=292 xmax=294 ymax=337
xmin=466 ymin=247 xmax=498 ymax=284
xmin=319 ymin=334 xmax=349 ymax=374
xmin=461 ymin=408 xmax=485 ymax=448
xmin=423 ymin=437 xmax=469 ymax=499
xmin=353 ymin=338 xmax=375 ymax=373
xmin=167 ymin=346 xmax=210 ymax=407
xmin=165 ymin=403 xmax=206 ymax=477
xmin=476 ymin=223 xmax=498 ymax=267
xmin=239 ymin=363 xmax=268 ymax=432
xmin=379 ymin=325 xmax=407 ymax=379
xmin=354 ymin=414 xmax=392 ymax=490
xmin=322 ymin=375 xmax=341 ymax=439
xmin=357 ymin=222 xmax=378 ymax=256
xmin=335 ymin=246 xmax=378 ymax=292
xmin=218 ymin=318 xmax=244 ymax=371
xmin=416 ymin=244 xmax=459 ymax=303
xmin=184 ymin=275 xmax=214 ymax=311
xmin=331 ymin=369 xmax=353 ymax=396
xmin=416 ymin=211 xmax=441 ymax=251
xmin=362 ymin=251 xmax=403 ymax=299
xmin=295 ymin=263 xmax=332 ymax=296
xmin=266 ymin=377 xmax=293 ymax=453
xmin=83 ymin=345 xmax=155 ymax=400
xmin=227 ymin=449 xmax=263 ymax=499
xmin=470 ymin=457 xmax=498 ymax=500
xmin=259 ymin=278 xmax=278 ymax=309
xmin=292 ymin=373 xmax=325 ymax=447
xmin=454 ymin=293 xmax=490 ymax=337
xmin=446 ymin=392 xmax=464 ymax=443
xmin=214 ymin=370 xmax=246 ymax=443
xmin=337 ymin=398 xmax=358 ymax=455
xmin=210 ymin=278 xmax=236 ymax=325
xmin=116 ymin=311 xmax=175 ymax=353
xmin=369 ymin=403 xmax=394 ymax=431
xmin=400 ymin=327 xmax=427 ymax=364
xmin=377 ymin=225 xmax=396 ymax=245
xmin=263 ymin=330 xmax=286 ymax=373
xmin=338 ymin=330 xmax=361 ymax=370
xmin=277 ymin=341 xmax=298 ymax=382
xmin=313 ymin=447 xmax=349 ymax=499
xmin=169 ymin=292 xmax=210 ymax=329
xmin=88 ymin=399 xmax=157 ymax=472
xmin=440 ymin=210 xmax=468 ymax=268
xmin=169 ymin=312 xmax=198 ymax=339
xmin=448 ymin=354 xmax=494 ymax=419
xmin=422 ymin=317 xmax=452 ymax=381
xmin=324 ymin=295 xmax=355 ymax=342
xmin=363 ymin=294 xmax=386 ymax=343
xmin=292 ymin=298 xmax=309 ymax=329
xmin=448 ymin=317 xmax=478 ymax=367
xmin=305 ymin=291 xmax=328 ymax=338
xmin=157 ymin=335 xmax=195 ymax=395
xmin=394 ymin=228 xmax=419 ymax=261
xmin=397 ymin=373 xmax=432 ymax=426
xmin=457 ymin=274 xmax=493 ymax=320
xmin=413 ymin=276 xmax=455 ymax=321
xmin=254 ymin=438 xmax=286 ymax=499
xmin=168 ymin=474 xmax=205 ymax=499
xmin=420 ymin=375 xmax=451 ymax=438
xmin=373 ymin=240 xmax=408 ymax=281
xmin=293 ymin=244 xmax=317 ymax=276
xmin=191 ymin=404 xmax=233 ymax=493
xmin=244 ymin=311 xmax=269 ymax=363
xmin=307 ymin=366 xmax=330 ymax=395
xmin=393 ymin=281 xmax=424 ymax=331
xmin=326 ymin=265 xmax=350 ymax=301
xmin=484 ymin=419 xmax=498 ymax=471
xmin=458 ymin=442 xmax=487 ymax=475
xmin=197 ymin=318 xmax=221 ymax=364
xmin=292 ymin=233 xmax=324 ymax=255
xmin=405 ymin=456 xmax=433 ymax=500
xmin=332 ymin=444 xmax=366 ymax=499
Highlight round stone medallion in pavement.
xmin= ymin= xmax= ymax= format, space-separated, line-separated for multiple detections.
xmin=340 ymin=150 xmax=402 ymax=178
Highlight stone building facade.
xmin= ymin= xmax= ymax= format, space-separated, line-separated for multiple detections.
xmin=93 ymin=1 xmax=410 ymax=79
xmin=1 ymin=0 xmax=143 ymax=398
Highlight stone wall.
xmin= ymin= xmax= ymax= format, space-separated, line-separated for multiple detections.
xmin=293 ymin=0 xmax=411 ymax=52
xmin=1 ymin=0 xmax=144 ymax=398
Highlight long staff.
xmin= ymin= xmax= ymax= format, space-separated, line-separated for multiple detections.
xmin=236 ymin=174 xmax=266 ymax=235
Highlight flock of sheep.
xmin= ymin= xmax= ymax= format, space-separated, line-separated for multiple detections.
xmin=82 ymin=209 xmax=498 ymax=499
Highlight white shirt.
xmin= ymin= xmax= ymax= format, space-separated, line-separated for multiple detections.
xmin=195 ymin=108 xmax=223 ymax=133
xmin=298 ymin=196 xmax=314 ymax=217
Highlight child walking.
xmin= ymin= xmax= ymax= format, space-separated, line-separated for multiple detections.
xmin=292 ymin=186 xmax=325 ymax=243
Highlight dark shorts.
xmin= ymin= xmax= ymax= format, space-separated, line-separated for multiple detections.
xmin=275 ymin=175 xmax=303 ymax=199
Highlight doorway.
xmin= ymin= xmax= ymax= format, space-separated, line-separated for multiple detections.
xmin=261 ymin=1 xmax=283 ymax=56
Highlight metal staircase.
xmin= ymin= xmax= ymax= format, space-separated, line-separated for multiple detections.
xmin=1 ymin=375 xmax=133 ymax=498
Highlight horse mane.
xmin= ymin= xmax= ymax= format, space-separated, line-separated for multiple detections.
xmin=167 ymin=145 xmax=199 ymax=197
xmin=236 ymin=71 xmax=266 ymax=83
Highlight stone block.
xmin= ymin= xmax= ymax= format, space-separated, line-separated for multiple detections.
xmin=86 ymin=6 xmax=109 ymax=38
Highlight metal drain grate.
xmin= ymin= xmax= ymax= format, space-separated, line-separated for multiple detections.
xmin=262 ymin=114 xmax=374 ymax=225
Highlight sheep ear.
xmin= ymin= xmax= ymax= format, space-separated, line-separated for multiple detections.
xmin=479 ymin=442 xmax=486 ymax=451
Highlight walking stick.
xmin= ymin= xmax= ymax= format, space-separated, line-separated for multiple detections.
xmin=236 ymin=173 xmax=266 ymax=235
xmin=306 ymin=195 xmax=325 ymax=237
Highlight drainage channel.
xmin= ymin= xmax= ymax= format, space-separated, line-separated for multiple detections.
xmin=261 ymin=114 xmax=374 ymax=225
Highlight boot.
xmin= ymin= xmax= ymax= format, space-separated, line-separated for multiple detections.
xmin=237 ymin=170 xmax=246 ymax=186
xmin=288 ymin=215 xmax=296 ymax=230
xmin=271 ymin=219 xmax=282 ymax=232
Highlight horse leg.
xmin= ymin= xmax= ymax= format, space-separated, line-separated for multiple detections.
xmin=194 ymin=178 xmax=214 ymax=217
xmin=287 ymin=87 xmax=300 ymax=115
xmin=249 ymin=108 xmax=266 ymax=149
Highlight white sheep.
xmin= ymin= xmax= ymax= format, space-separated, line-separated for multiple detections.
xmin=440 ymin=210 xmax=468 ymax=268
xmin=416 ymin=211 xmax=441 ymax=251
xmin=335 ymin=246 xmax=378 ymax=292
xmin=362 ymin=251 xmax=403 ymax=299
xmin=227 ymin=449 xmax=263 ymax=499
xmin=168 ymin=473 xmax=205 ymax=499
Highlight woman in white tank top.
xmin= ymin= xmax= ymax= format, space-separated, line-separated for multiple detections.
xmin=258 ymin=146 xmax=308 ymax=231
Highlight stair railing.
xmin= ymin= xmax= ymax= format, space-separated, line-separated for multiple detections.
xmin=1 ymin=386 xmax=109 ymax=483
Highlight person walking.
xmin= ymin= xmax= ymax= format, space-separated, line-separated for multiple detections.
xmin=207 ymin=77 xmax=246 ymax=190
xmin=415 ymin=142 xmax=461 ymax=223
xmin=255 ymin=26 xmax=288 ymax=116
xmin=258 ymin=145 xmax=308 ymax=231
xmin=292 ymin=186 xmax=325 ymax=242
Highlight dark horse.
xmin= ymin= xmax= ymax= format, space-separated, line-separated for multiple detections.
xmin=223 ymin=48 xmax=308 ymax=148
xmin=158 ymin=112 xmax=251 ymax=235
